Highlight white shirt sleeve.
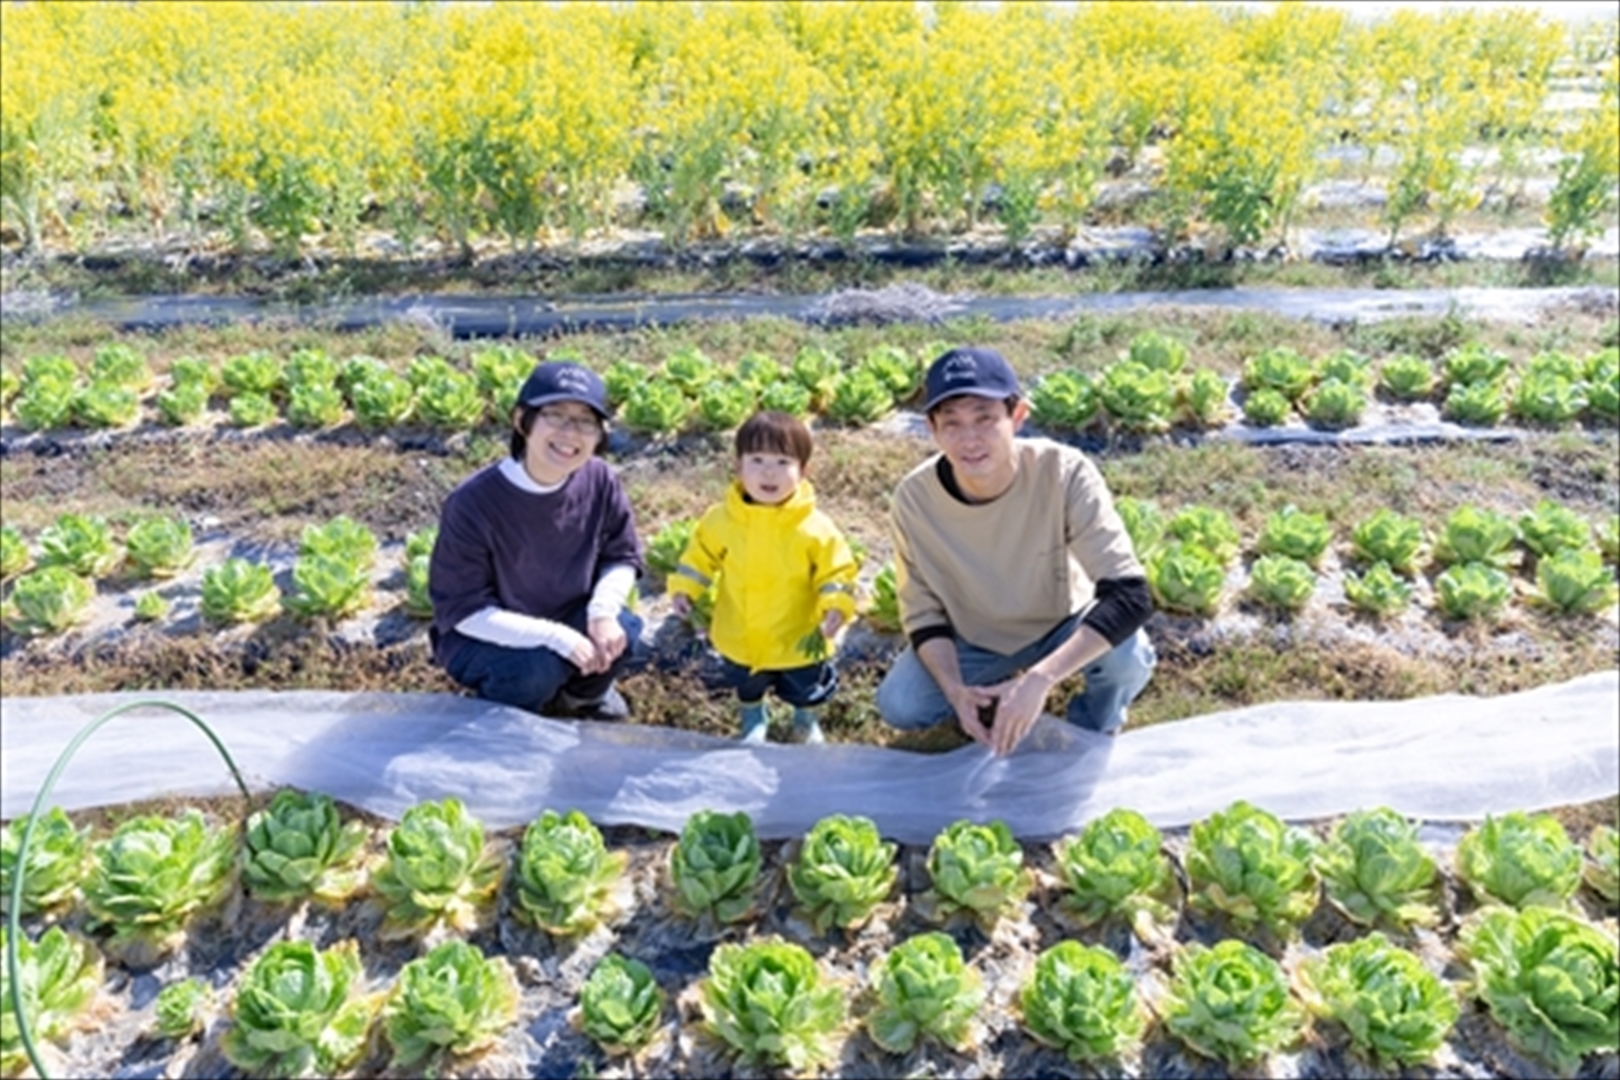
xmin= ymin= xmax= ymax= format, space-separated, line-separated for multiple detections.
xmin=456 ymin=607 xmax=589 ymax=657
xmin=586 ymin=563 xmax=637 ymax=619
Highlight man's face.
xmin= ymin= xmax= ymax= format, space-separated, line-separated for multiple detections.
xmin=927 ymin=395 xmax=1028 ymax=499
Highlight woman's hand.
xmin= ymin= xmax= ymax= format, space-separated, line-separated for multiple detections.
xmin=587 ymin=615 xmax=627 ymax=671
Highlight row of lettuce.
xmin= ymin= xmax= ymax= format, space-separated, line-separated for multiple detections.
xmin=2 ymin=794 xmax=1616 ymax=1076
xmin=3 ymin=485 xmax=1618 ymax=641
xmin=4 ymin=338 xmax=1618 ymax=441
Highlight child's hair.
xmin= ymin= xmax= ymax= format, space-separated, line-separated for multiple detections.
xmin=735 ymin=410 xmax=813 ymax=467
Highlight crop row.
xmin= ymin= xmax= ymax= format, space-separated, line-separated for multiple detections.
xmin=5 ymin=339 xmax=1618 ymax=442
xmin=2 ymin=795 xmax=1616 ymax=1077
xmin=3 ymin=482 xmax=1618 ymax=642
xmin=4 ymin=3 xmax=1615 ymax=255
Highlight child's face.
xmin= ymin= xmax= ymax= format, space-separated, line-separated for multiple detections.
xmin=738 ymin=451 xmax=803 ymax=504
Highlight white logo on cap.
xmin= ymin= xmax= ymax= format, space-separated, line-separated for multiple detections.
xmin=555 ymin=369 xmax=592 ymax=392
xmin=943 ymin=354 xmax=978 ymax=383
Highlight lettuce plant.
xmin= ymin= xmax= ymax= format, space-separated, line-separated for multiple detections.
xmin=695 ymin=377 xmax=755 ymax=431
xmin=243 ymin=789 xmax=370 ymax=904
xmin=74 ymin=382 xmax=141 ymax=428
xmin=601 ymin=360 xmax=644 ymax=408
xmin=698 ymin=938 xmax=845 ymax=1070
xmin=1185 ymin=800 xmax=1319 ymax=937
xmin=1166 ymin=505 xmax=1241 ymax=565
xmin=1510 ymin=370 xmax=1585 ymax=426
xmin=1257 ymin=508 xmax=1334 ymax=569
xmin=382 ymin=940 xmax=519 ymax=1069
xmin=1379 ymin=354 xmax=1437 ymax=400
xmin=1349 ymin=509 xmax=1427 ymax=575
xmin=5 ymin=566 xmax=95 ymax=636
xmin=1178 ymin=368 xmax=1231 ymax=428
xmin=1 ymin=525 xmax=30 ymax=580
xmin=221 ymin=351 xmax=284 ymax=398
xmin=1114 ymin=497 xmax=1165 ymax=558
xmin=1019 ymin=940 xmax=1144 ymax=1063
xmin=37 ymin=513 xmax=120 ymax=577
xmin=124 ymin=515 xmax=195 ymax=579
xmin=577 ymin=954 xmax=664 ymax=1055
xmin=1 ymin=806 xmax=90 ymax=916
xmin=1297 ymin=932 xmax=1458 ymax=1067
xmin=403 ymin=553 xmax=432 ymax=618
xmin=1343 ymin=562 xmax=1412 ymax=619
xmin=284 ymin=553 xmax=373 ymax=620
xmin=1434 ymin=505 xmax=1519 ymax=569
xmin=1146 ymin=543 xmax=1225 ymax=617
xmin=0 ymin=365 xmax=16 ymax=409
xmin=859 ymin=345 xmax=922 ymax=401
xmin=156 ymin=381 xmax=209 ymax=426
xmin=283 ymin=347 xmax=339 ymax=389
xmin=1316 ymin=349 xmax=1373 ymax=390
xmin=349 ymin=368 xmax=415 ymax=429
xmin=416 ymin=370 xmax=486 ymax=430
xmin=228 ymin=391 xmax=279 ymax=428
xmin=1600 ymin=514 xmax=1620 ymax=564
xmin=1585 ymin=353 xmax=1620 ymax=423
xmin=1584 ymin=825 xmax=1618 ymax=904
xmin=1126 ymin=330 xmax=1188 ymax=373
xmin=734 ymin=351 xmax=785 ymax=390
xmin=201 ymin=558 xmax=281 ymax=624
xmin=1245 ymin=554 xmax=1316 ymax=613
xmin=923 ymin=818 xmax=1030 ymax=929
xmin=1304 ymin=378 xmax=1367 ymax=429
xmin=12 ymin=376 xmax=77 ymax=431
xmin=286 ymin=382 xmax=347 ymax=429
xmin=663 ymin=345 xmax=718 ymax=395
xmin=1098 ymin=360 xmax=1175 ymax=433
xmin=864 ymin=560 xmax=901 ymax=632
xmin=168 ymin=355 xmax=219 ymax=392
xmin=1028 ymin=370 xmax=1098 ymax=430
xmin=22 ymin=355 xmax=78 ymax=386
xmin=621 ymin=378 xmax=689 ymax=435
xmin=133 ymin=590 xmax=169 ymax=622
xmin=1160 ymin=940 xmax=1305 ymax=1066
xmin=827 ymin=368 xmax=895 ymax=425
xmin=1444 ymin=380 xmax=1508 ymax=426
xmin=669 ymin=809 xmax=761 ymax=924
xmin=512 ymin=809 xmax=629 ymax=936
xmin=1243 ymin=347 xmax=1314 ymax=401
xmin=790 ymin=345 xmax=843 ymax=410
xmin=406 ymin=355 xmax=456 ymax=388
xmin=1460 ymin=906 xmax=1618 ymax=1077
xmin=300 ymin=516 xmax=377 ymax=569
xmin=372 ymin=797 xmax=504 ymax=938
xmin=1434 ymin=563 xmax=1513 ymax=621
xmin=1456 ymin=811 xmax=1582 ymax=909
xmin=88 ymin=343 xmax=151 ymax=390
xmin=1054 ymin=807 xmax=1177 ymax=938
xmin=222 ymin=939 xmax=378 ymax=1079
xmin=786 ymin=813 xmax=898 ymax=935
xmin=469 ymin=345 xmax=531 ymax=405
xmin=644 ymin=517 xmax=696 ymax=579
xmin=0 ymin=926 xmax=103 ymax=1076
xmin=865 ymin=932 xmax=984 ymax=1054
xmin=1441 ymin=343 xmax=1510 ymax=389
xmin=1315 ymin=807 xmax=1439 ymax=929
xmin=154 ymin=977 xmax=212 ymax=1040
xmin=758 ymin=378 xmax=812 ymax=417
xmin=1519 ymin=499 xmax=1593 ymax=559
xmin=1242 ymin=386 xmax=1292 ymax=427
xmin=1535 ymin=549 xmax=1618 ymax=615
xmin=84 ymin=808 xmax=237 ymax=964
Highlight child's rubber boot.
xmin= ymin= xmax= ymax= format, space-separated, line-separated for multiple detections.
xmin=739 ymin=701 xmax=769 ymax=744
xmin=791 ymin=707 xmax=825 ymax=745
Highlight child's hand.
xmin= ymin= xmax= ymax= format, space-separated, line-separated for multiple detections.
xmin=820 ymin=610 xmax=845 ymax=639
xmin=670 ymin=593 xmax=692 ymax=619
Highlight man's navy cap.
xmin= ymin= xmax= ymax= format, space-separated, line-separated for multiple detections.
xmin=516 ymin=361 xmax=610 ymax=419
xmin=922 ymin=347 xmax=1023 ymax=412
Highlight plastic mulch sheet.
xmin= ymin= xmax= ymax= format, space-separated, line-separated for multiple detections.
xmin=2 ymin=671 xmax=1615 ymax=844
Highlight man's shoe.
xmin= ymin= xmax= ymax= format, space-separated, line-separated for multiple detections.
xmin=558 ymin=686 xmax=630 ymax=721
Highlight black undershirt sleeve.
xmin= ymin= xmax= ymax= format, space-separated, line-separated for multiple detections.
xmin=1081 ymin=576 xmax=1153 ymax=647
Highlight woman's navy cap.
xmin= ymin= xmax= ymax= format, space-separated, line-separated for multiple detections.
xmin=517 ymin=361 xmax=610 ymax=418
xmin=922 ymin=347 xmax=1023 ymax=412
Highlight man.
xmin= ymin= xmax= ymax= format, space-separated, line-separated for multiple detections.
xmin=876 ymin=346 xmax=1156 ymax=755
xmin=429 ymin=360 xmax=644 ymax=719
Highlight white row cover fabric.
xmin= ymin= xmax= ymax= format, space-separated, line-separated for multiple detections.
xmin=2 ymin=671 xmax=1615 ymax=844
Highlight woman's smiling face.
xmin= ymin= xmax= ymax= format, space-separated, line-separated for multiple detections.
xmin=517 ymin=403 xmax=603 ymax=485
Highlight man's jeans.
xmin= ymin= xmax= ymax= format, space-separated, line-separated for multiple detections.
xmin=876 ymin=617 xmax=1156 ymax=735
xmin=446 ymin=610 xmax=646 ymax=714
